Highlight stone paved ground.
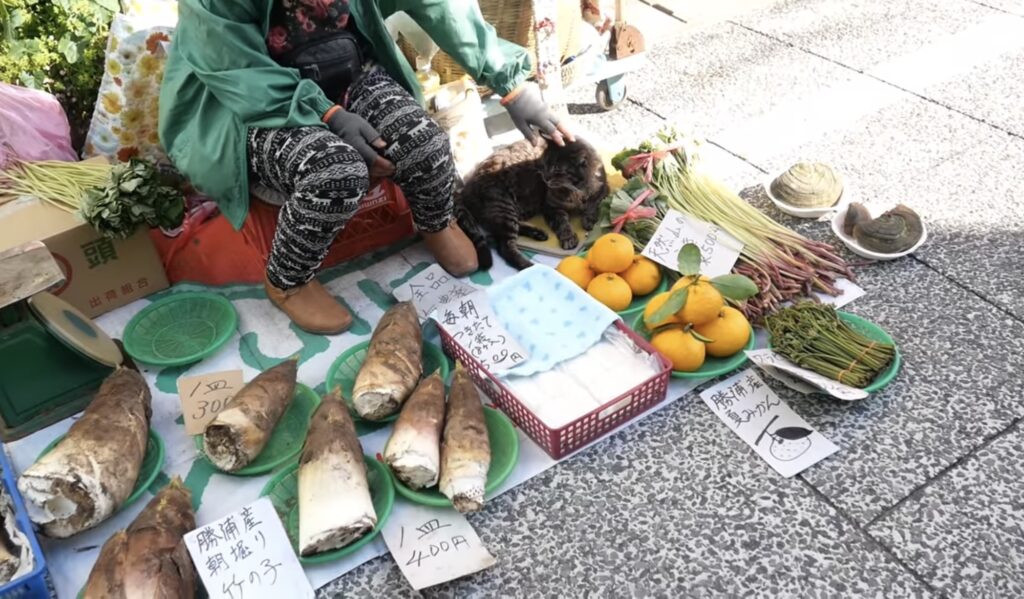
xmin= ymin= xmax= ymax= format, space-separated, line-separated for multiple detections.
xmin=324 ymin=1 xmax=1024 ymax=596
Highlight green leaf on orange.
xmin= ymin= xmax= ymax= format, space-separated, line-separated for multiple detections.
xmin=648 ymin=288 xmax=687 ymax=327
xmin=690 ymin=329 xmax=715 ymax=343
xmin=710 ymin=274 xmax=758 ymax=300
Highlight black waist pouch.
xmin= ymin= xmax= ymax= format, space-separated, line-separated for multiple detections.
xmin=279 ymin=32 xmax=364 ymax=104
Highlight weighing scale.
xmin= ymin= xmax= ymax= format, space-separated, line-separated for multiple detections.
xmin=0 ymin=242 xmax=122 ymax=441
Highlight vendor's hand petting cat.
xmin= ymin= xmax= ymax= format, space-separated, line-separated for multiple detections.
xmin=456 ymin=137 xmax=608 ymax=270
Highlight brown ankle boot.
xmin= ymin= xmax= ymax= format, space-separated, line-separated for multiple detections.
xmin=422 ymin=221 xmax=479 ymax=277
xmin=264 ymin=275 xmax=352 ymax=335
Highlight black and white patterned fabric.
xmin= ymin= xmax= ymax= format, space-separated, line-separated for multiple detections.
xmin=348 ymin=67 xmax=456 ymax=232
xmin=248 ymin=67 xmax=456 ymax=289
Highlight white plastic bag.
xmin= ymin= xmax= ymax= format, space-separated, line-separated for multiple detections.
xmin=0 ymin=84 xmax=77 ymax=169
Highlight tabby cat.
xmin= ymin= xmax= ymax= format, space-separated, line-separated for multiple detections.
xmin=456 ymin=137 xmax=608 ymax=270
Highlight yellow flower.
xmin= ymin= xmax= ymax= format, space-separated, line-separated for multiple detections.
xmin=137 ymin=54 xmax=161 ymax=78
xmin=111 ymin=37 xmax=119 ymax=52
xmin=122 ymin=109 xmax=145 ymax=129
xmin=101 ymin=92 xmax=123 ymax=115
xmin=106 ymin=59 xmax=123 ymax=76
xmin=111 ymin=126 xmax=122 ymax=135
xmin=118 ymin=129 xmax=138 ymax=146
xmin=147 ymin=130 xmax=161 ymax=145
xmin=124 ymin=78 xmax=152 ymax=103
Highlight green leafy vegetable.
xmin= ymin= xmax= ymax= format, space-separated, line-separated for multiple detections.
xmin=583 ymin=176 xmax=666 ymax=252
xmin=81 ymin=159 xmax=185 ymax=239
xmin=766 ymin=303 xmax=895 ymax=388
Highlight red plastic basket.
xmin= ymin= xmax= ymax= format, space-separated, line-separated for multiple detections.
xmin=439 ymin=320 xmax=673 ymax=459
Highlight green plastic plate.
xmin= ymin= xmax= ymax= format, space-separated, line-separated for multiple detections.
xmin=389 ymin=407 xmax=520 ymax=507
xmin=195 ymin=383 xmax=320 ymax=476
xmin=123 ymin=292 xmax=238 ymax=367
xmin=834 ymin=312 xmax=901 ymax=393
xmin=325 ymin=340 xmax=451 ymax=424
xmin=631 ymin=313 xmax=755 ymax=380
xmin=763 ymin=311 xmax=900 ymax=394
xmin=260 ymin=456 xmax=395 ymax=564
xmin=617 ymin=276 xmax=669 ymax=320
xmin=40 ymin=429 xmax=164 ymax=510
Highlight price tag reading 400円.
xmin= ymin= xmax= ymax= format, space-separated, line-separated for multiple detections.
xmin=642 ymin=209 xmax=743 ymax=277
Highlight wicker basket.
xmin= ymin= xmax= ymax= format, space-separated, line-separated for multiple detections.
xmin=397 ymin=0 xmax=583 ymax=94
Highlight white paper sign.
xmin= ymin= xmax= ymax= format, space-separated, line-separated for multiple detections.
xmin=812 ymin=277 xmax=866 ymax=308
xmin=381 ymin=502 xmax=496 ymax=590
xmin=185 ymin=498 xmax=314 ymax=599
xmin=641 ymin=209 xmax=743 ymax=276
xmin=392 ymin=263 xmax=477 ymax=320
xmin=745 ymin=348 xmax=868 ymax=401
xmin=700 ymin=369 xmax=839 ymax=478
xmin=435 ymin=291 xmax=528 ymax=373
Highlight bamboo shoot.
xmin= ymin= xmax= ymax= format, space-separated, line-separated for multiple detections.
xmin=439 ymin=368 xmax=490 ymax=513
xmin=352 ymin=302 xmax=422 ymax=421
xmin=383 ymin=373 xmax=446 ymax=489
xmin=203 ymin=360 xmax=297 ymax=472
xmin=18 ymin=368 xmax=151 ymax=538
xmin=0 ymin=492 xmax=33 ymax=584
xmin=82 ymin=478 xmax=197 ymax=599
xmin=299 ymin=390 xmax=376 ymax=556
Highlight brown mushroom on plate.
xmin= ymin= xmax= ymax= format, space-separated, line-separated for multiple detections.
xmin=851 ymin=204 xmax=924 ymax=254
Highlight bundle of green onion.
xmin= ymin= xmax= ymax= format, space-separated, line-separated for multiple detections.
xmin=613 ymin=129 xmax=854 ymax=322
xmin=765 ymin=303 xmax=895 ymax=388
xmin=0 ymin=160 xmax=113 ymax=212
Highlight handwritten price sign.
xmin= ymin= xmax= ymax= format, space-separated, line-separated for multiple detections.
xmin=392 ymin=263 xmax=477 ymax=321
xmin=177 ymin=370 xmax=244 ymax=434
xmin=185 ymin=498 xmax=313 ymax=599
xmin=700 ymin=369 xmax=839 ymax=478
xmin=642 ymin=209 xmax=743 ymax=276
xmin=436 ymin=291 xmax=528 ymax=373
xmin=382 ymin=502 xmax=496 ymax=590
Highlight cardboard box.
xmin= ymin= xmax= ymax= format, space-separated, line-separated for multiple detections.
xmin=0 ymin=196 xmax=169 ymax=317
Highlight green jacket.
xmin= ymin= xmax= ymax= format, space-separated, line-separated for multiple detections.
xmin=159 ymin=0 xmax=531 ymax=228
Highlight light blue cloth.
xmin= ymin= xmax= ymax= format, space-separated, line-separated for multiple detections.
xmin=488 ymin=265 xmax=620 ymax=377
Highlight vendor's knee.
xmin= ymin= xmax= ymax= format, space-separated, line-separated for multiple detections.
xmin=401 ymin=118 xmax=453 ymax=167
xmin=295 ymin=144 xmax=370 ymax=203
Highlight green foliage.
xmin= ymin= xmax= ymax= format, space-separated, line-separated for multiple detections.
xmin=0 ymin=0 xmax=119 ymax=148
xmin=649 ymin=287 xmax=687 ymax=327
xmin=709 ymin=274 xmax=758 ymax=300
xmin=82 ymin=158 xmax=184 ymax=238
xmin=677 ymin=243 xmax=700 ymax=276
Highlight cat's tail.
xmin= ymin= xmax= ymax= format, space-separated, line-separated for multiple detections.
xmin=454 ymin=203 xmax=493 ymax=270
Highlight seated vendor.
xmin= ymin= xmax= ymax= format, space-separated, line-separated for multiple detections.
xmin=159 ymin=0 xmax=573 ymax=335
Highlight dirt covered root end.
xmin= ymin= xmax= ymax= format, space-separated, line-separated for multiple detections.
xmin=203 ymin=424 xmax=246 ymax=472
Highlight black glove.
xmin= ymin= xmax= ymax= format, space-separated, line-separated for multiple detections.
xmin=325 ymin=107 xmax=395 ymax=177
xmin=502 ymin=82 xmax=574 ymax=146
xmin=326 ymin=107 xmax=384 ymax=167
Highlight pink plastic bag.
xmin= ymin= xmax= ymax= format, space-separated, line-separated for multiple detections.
xmin=0 ymin=83 xmax=77 ymax=169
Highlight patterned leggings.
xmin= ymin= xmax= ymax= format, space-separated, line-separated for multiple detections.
xmin=248 ymin=67 xmax=457 ymax=289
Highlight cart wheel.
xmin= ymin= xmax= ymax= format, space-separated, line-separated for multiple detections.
xmin=596 ymin=79 xmax=627 ymax=111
